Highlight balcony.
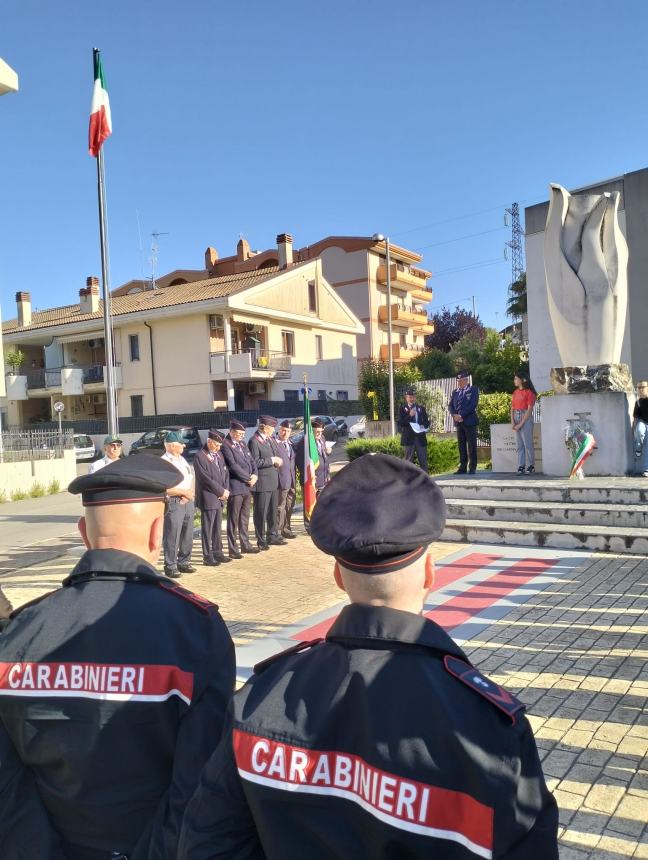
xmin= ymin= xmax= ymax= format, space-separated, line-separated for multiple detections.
xmin=414 ymin=323 xmax=435 ymax=335
xmin=410 ymin=286 xmax=433 ymax=304
xmin=379 ymin=343 xmax=425 ymax=363
xmin=25 ymin=364 xmax=122 ymax=392
xmin=209 ymin=348 xmax=292 ymax=379
xmin=378 ymin=304 xmax=428 ymax=328
xmin=377 ymin=262 xmax=430 ymax=292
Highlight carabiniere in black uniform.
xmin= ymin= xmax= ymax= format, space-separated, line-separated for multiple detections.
xmin=0 ymin=457 xmax=235 ymax=860
xmin=179 ymin=454 xmax=557 ymax=860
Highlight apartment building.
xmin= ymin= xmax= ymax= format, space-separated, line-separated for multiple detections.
xmin=202 ymin=233 xmax=434 ymax=363
xmin=1 ymin=255 xmax=363 ymax=425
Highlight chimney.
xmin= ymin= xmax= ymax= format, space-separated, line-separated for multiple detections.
xmin=205 ymin=246 xmax=219 ymax=273
xmin=15 ymin=291 xmax=32 ymax=327
xmin=277 ymin=233 xmax=293 ymax=269
xmin=237 ymin=236 xmax=251 ymax=262
xmin=79 ymin=276 xmax=100 ymax=314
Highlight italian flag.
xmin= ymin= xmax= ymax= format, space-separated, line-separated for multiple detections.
xmin=88 ymin=50 xmax=112 ymax=157
xmin=302 ymin=387 xmax=320 ymax=521
xmin=569 ymin=431 xmax=596 ymax=478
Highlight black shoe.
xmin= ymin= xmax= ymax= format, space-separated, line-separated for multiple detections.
xmin=229 ymin=551 xmax=243 ymax=560
xmin=164 ymin=568 xmax=181 ymax=579
xmin=455 ymin=468 xmax=467 ymax=475
xmin=202 ymin=558 xmax=220 ymax=567
xmin=282 ymin=531 xmax=297 ymax=539
xmin=257 ymin=543 xmax=270 ymax=551
xmin=178 ymin=564 xmax=197 ymax=574
xmin=468 ymin=469 xmax=476 ymax=474
xmin=517 ymin=466 xmax=525 ymax=475
xmin=215 ymin=553 xmax=232 ymax=564
xmin=268 ymin=537 xmax=288 ymax=546
xmin=241 ymin=546 xmax=261 ymax=555
xmin=527 ymin=465 xmax=535 ymax=474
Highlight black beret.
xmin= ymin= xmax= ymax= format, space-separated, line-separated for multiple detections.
xmin=311 ymin=418 xmax=324 ymax=429
xmin=68 ymin=455 xmax=183 ymax=507
xmin=456 ymin=369 xmax=470 ymax=380
xmin=405 ymin=387 xmax=417 ymax=395
xmin=310 ymin=454 xmax=446 ymax=574
xmin=229 ymin=420 xmax=246 ymax=431
xmin=279 ymin=419 xmax=292 ymax=428
xmin=208 ymin=428 xmax=224 ymax=441
xmin=259 ymin=415 xmax=278 ymax=427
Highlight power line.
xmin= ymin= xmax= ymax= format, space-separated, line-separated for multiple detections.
xmin=433 ymin=257 xmax=506 ymax=277
xmin=391 ymin=199 xmax=529 ymax=239
xmin=414 ymin=225 xmax=506 ymax=252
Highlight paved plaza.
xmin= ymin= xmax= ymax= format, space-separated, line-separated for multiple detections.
xmin=0 ymin=517 xmax=646 ymax=857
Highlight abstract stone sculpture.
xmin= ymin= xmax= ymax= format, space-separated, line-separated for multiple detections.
xmin=544 ymin=183 xmax=628 ymax=368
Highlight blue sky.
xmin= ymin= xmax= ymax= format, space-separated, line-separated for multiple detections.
xmin=2 ymin=0 xmax=648 ymax=330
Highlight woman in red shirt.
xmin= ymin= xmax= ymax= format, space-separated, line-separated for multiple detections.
xmin=511 ymin=371 xmax=537 ymax=474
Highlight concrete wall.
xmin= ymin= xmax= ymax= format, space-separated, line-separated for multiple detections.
xmin=0 ymin=449 xmax=77 ymax=497
xmin=526 ymin=168 xmax=648 ymax=390
xmin=320 ymin=247 xmax=373 ymax=360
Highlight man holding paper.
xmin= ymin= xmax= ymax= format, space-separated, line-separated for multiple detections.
xmin=397 ymin=386 xmax=430 ymax=472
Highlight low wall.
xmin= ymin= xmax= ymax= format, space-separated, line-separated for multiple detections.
xmin=0 ymin=450 xmax=77 ymax=497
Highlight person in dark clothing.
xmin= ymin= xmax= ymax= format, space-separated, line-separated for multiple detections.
xmin=448 ymin=369 xmax=480 ymax=474
xmin=633 ymin=380 xmax=648 ymax=476
xmin=194 ymin=429 xmax=232 ymax=566
xmin=294 ymin=418 xmax=330 ymax=492
xmin=179 ymin=454 xmax=558 ymax=860
xmin=0 ymin=455 xmax=235 ymax=860
xmin=221 ymin=421 xmax=260 ymax=559
xmin=275 ymin=419 xmax=297 ymax=538
xmin=248 ymin=416 xmax=286 ymax=550
xmin=397 ymin=385 xmax=430 ymax=471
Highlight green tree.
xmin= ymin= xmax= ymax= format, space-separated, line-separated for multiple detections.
xmin=358 ymin=361 xmax=422 ymax=421
xmin=448 ymin=329 xmax=527 ymax=394
xmin=410 ymin=348 xmax=454 ymax=380
xmin=506 ymin=272 xmax=527 ymax=318
xmin=425 ymin=307 xmax=486 ymax=352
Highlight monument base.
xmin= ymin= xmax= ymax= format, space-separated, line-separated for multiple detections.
xmin=540 ymin=391 xmax=634 ymax=476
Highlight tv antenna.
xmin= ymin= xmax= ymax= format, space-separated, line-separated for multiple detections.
xmin=150 ymin=230 xmax=169 ymax=289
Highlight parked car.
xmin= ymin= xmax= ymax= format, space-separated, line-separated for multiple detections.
xmin=128 ymin=425 xmax=202 ymax=462
xmin=348 ymin=417 xmax=366 ymax=439
xmin=334 ymin=417 xmax=348 ymax=437
xmin=290 ymin=415 xmax=339 ymax=446
xmin=73 ymin=433 xmax=97 ymax=462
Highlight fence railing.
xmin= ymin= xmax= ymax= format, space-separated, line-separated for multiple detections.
xmin=0 ymin=428 xmax=74 ymax=463
xmin=25 ymin=364 xmax=112 ymax=390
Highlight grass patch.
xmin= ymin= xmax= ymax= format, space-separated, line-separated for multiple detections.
xmin=30 ymin=482 xmax=47 ymax=498
xmin=11 ymin=489 xmax=29 ymax=501
xmin=47 ymin=478 xmax=61 ymax=494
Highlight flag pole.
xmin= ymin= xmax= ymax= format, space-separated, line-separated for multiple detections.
xmin=93 ymin=48 xmax=118 ymax=437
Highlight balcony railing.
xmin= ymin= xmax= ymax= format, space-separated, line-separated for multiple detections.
xmin=379 ymin=343 xmax=426 ymax=362
xmin=377 ymin=262 xmax=429 ymax=291
xmin=25 ymin=363 xmax=118 ymax=390
xmin=378 ymin=304 xmax=428 ymax=327
xmin=209 ymin=348 xmax=292 ymax=379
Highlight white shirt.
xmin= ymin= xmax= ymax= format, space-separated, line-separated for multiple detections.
xmin=88 ymin=454 xmax=119 ymax=474
xmin=161 ymin=451 xmax=194 ymax=491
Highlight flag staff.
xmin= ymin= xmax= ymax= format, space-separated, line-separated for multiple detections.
xmin=91 ymin=47 xmax=118 ymax=436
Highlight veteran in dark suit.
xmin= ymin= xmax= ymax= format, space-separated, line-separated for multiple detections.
xmin=448 ymin=369 xmax=480 ymax=474
xmin=294 ymin=417 xmax=330 ymax=492
xmin=248 ymin=416 xmax=286 ymax=550
xmin=194 ymin=429 xmax=232 ymax=567
xmin=275 ymin=419 xmax=297 ymax=539
xmin=221 ymin=421 xmax=260 ymax=560
xmin=397 ymin=386 xmax=430 ymax=472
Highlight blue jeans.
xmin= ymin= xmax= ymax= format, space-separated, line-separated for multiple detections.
xmin=514 ymin=410 xmax=534 ymax=469
xmin=634 ymin=420 xmax=648 ymax=474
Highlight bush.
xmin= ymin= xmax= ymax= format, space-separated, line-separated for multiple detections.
xmin=47 ymin=479 xmax=61 ymax=494
xmin=346 ymin=435 xmax=459 ymax=475
xmin=411 ymin=348 xmax=455 ymax=380
xmin=30 ymin=482 xmax=46 ymax=498
xmin=11 ymin=489 xmax=29 ymax=501
xmin=358 ymin=361 xmax=423 ymax=421
xmin=476 ymin=392 xmax=512 ymax=443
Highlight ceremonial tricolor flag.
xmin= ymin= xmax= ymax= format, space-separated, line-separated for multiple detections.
xmin=569 ymin=430 xmax=596 ymax=478
xmin=302 ymin=387 xmax=320 ymax=521
xmin=88 ymin=50 xmax=112 ymax=157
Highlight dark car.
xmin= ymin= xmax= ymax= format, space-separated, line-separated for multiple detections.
xmin=290 ymin=415 xmax=339 ymax=446
xmin=334 ymin=417 xmax=348 ymax=437
xmin=128 ymin=425 xmax=202 ymax=462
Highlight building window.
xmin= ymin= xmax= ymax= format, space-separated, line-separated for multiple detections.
xmin=130 ymin=395 xmax=144 ymax=417
xmin=336 ymin=390 xmax=349 ymax=400
xmin=129 ymin=334 xmax=140 ymax=361
xmin=315 ymin=334 xmax=323 ymax=361
xmin=284 ymin=390 xmax=299 ymax=402
xmin=281 ymin=330 xmax=295 ymax=357
xmin=317 ymin=389 xmax=327 ymax=401
xmin=308 ymin=280 xmax=317 ymax=313
xmin=400 ymin=333 xmax=407 ymax=347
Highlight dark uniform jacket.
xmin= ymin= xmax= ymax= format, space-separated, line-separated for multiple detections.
xmin=397 ymin=401 xmax=430 ymax=446
xmin=293 ymin=435 xmax=330 ymax=490
xmin=179 ymin=604 xmax=558 ymax=860
xmin=0 ymin=548 xmax=235 ymax=860
xmin=194 ymin=447 xmax=229 ymax=511
xmin=448 ymin=385 xmax=480 ymax=427
xmin=247 ymin=432 xmax=280 ymax=493
xmin=275 ymin=437 xmax=296 ymax=491
xmin=222 ymin=436 xmax=258 ymax=496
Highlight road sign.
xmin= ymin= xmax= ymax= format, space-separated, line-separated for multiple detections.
xmin=53 ymin=401 xmax=64 ymax=413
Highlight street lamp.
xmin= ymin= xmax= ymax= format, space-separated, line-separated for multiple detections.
xmin=372 ymin=233 xmax=396 ymax=436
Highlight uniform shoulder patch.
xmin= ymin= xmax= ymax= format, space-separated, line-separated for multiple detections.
xmin=254 ymin=638 xmax=325 ymax=674
xmin=157 ymin=581 xmax=218 ymax=614
xmin=444 ymin=655 xmax=525 ymax=724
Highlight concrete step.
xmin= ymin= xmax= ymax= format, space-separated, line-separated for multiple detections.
xmin=435 ymin=474 xmax=648 ymax=506
xmin=441 ymin=518 xmax=648 ymax=555
xmin=445 ymin=498 xmax=648 ymax=529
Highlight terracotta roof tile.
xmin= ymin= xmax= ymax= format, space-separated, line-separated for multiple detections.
xmin=2 ymin=268 xmax=281 ymax=335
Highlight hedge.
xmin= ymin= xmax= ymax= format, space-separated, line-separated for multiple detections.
xmin=476 ymin=392 xmax=512 ymax=443
xmin=346 ymin=435 xmax=459 ymax=475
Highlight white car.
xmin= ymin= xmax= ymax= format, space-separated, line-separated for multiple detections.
xmin=73 ymin=433 xmax=97 ymax=462
xmin=348 ymin=417 xmax=366 ymax=439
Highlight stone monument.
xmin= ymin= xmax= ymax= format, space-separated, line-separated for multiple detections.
xmin=540 ymin=183 xmax=634 ymax=475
